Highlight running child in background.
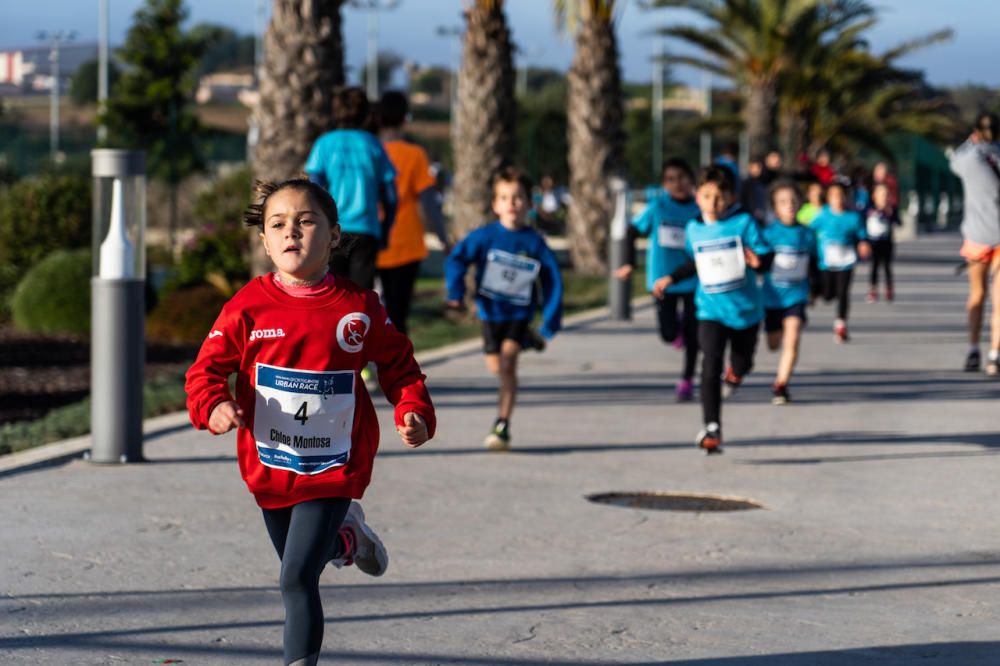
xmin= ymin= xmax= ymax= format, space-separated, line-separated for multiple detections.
xmin=761 ymin=182 xmax=817 ymax=405
xmin=811 ymin=181 xmax=872 ymax=343
xmin=615 ymin=158 xmax=701 ymax=401
xmin=185 ymin=179 xmax=435 ymax=666
xmin=797 ymin=181 xmax=824 ymax=225
xmin=445 ymin=166 xmax=563 ymax=451
xmin=656 ymin=166 xmax=773 ymax=454
xmin=864 ymin=182 xmax=901 ymax=303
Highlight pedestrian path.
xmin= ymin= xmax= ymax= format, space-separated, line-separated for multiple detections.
xmin=3 ymin=233 xmax=999 ymax=665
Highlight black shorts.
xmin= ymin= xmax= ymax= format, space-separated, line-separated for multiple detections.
xmin=482 ymin=319 xmax=531 ymax=354
xmin=764 ymin=303 xmax=808 ymax=333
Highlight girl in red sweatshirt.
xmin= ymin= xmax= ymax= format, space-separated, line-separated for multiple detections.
xmin=185 ymin=178 xmax=435 ymax=666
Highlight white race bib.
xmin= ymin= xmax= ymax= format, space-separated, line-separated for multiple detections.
xmin=694 ymin=236 xmax=746 ymax=293
xmin=771 ymin=249 xmax=809 ymax=285
xmin=658 ymin=223 xmax=686 ymax=249
xmin=823 ymin=242 xmax=857 ymax=270
xmin=866 ymin=213 xmax=890 ymax=238
xmin=253 ymin=363 xmax=355 ymax=475
xmin=479 ymin=249 xmax=541 ymax=306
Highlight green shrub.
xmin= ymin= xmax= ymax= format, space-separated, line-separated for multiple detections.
xmin=0 ymin=173 xmax=91 ymax=317
xmin=10 ymin=248 xmax=92 ymax=336
xmin=147 ymin=283 xmax=229 ymax=344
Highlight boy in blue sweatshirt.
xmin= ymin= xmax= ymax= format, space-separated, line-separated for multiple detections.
xmin=656 ymin=166 xmax=773 ymax=454
xmin=445 ymin=167 xmax=563 ymax=451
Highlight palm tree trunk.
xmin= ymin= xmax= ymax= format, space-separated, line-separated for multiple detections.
xmin=745 ymin=77 xmax=777 ymax=160
xmin=566 ymin=14 xmax=624 ymax=276
xmin=451 ymin=2 xmax=516 ymax=238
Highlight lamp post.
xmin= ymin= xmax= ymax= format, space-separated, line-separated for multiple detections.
xmin=351 ymin=0 xmax=401 ymax=99
xmin=435 ymin=24 xmax=462 ymax=127
xmin=97 ymin=0 xmax=108 ymax=142
xmin=651 ymin=36 xmax=664 ymax=181
xmin=37 ymin=29 xmax=76 ymax=162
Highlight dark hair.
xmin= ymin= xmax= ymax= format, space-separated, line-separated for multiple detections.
xmin=491 ymin=165 xmax=533 ymax=197
xmin=768 ymin=180 xmax=802 ymax=208
xmin=697 ymin=164 xmax=735 ymax=194
xmin=379 ymin=90 xmax=409 ymax=129
xmin=976 ymin=112 xmax=1000 ymax=142
xmin=661 ymin=157 xmax=694 ymax=180
xmin=243 ymin=178 xmax=340 ymax=230
xmin=333 ymin=86 xmax=370 ymax=130
xmin=825 ymin=179 xmax=850 ymax=199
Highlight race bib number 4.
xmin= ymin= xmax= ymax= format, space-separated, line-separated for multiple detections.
xmin=824 ymin=242 xmax=857 ymax=269
xmin=771 ymin=249 xmax=809 ymax=285
xmin=479 ymin=249 xmax=541 ymax=306
xmin=658 ymin=223 xmax=686 ymax=249
xmin=694 ymin=236 xmax=746 ymax=293
xmin=253 ymin=363 xmax=355 ymax=475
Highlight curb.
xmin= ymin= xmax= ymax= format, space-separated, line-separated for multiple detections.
xmin=0 ymin=296 xmax=650 ymax=476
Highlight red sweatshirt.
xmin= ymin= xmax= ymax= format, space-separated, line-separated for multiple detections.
xmin=185 ymin=274 xmax=436 ymax=508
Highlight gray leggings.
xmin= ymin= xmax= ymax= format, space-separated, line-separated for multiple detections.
xmin=262 ymin=498 xmax=351 ymax=665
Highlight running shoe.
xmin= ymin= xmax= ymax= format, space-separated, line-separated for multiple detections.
xmin=834 ymin=321 xmax=849 ymax=344
xmin=771 ymin=383 xmax=790 ymax=405
xmin=332 ymin=502 xmax=388 ymax=577
xmin=696 ymin=423 xmax=723 ymax=455
xmin=884 ymin=286 xmax=894 ymax=302
xmin=866 ymin=288 xmax=878 ymax=304
xmin=721 ymin=367 xmax=742 ymax=399
xmin=675 ymin=378 xmax=694 ymax=402
xmin=522 ymin=327 xmax=547 ymax=352
xmin=484 ymin=418 xmax=511 ymax=451
xmin=964 ymin=350 xmax=981 ymax=373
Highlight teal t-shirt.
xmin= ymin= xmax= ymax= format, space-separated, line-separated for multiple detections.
xmin=811 ymin=207 xmax=866 ymax=271
xmin=632 ymin=190 xmax=700 ymax=294
xmin=762 ymin=222 xmax=816 ymax=309
xmin=685 ymin=211 xmax=771 ymax=329
xmin=304 ymin=129 xmax=396 ymax=238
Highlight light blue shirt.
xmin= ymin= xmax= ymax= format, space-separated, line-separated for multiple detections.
xmin=762 ymin=222 xmax=816 ymax=309
xmin=811 ymin=207 xmax=866 ymax=271
xmin=631 ymin=191 xmax=700 ymax=294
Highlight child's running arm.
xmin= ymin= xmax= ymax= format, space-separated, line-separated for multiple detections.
xmin=444 ymin=232 xmax=479 ymax=304
xmin=537 ymin=242 xmax=564 ymax=339
xmin=185 ymin=308 xmax=244 ymax=432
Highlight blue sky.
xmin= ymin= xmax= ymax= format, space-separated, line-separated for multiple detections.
xmin=2 ymin=1 xmax=995 ymax=88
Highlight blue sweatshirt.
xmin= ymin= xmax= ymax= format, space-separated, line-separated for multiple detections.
xmin=811 ymin=207 xmax=867 ymax=271
xmin=445 ymin=222 xmax=563 ymax=338
xmin=631 ymin=191 xmax=700 ymax=294
xmin=682 ymin=209 xmax=772 ymax=329
xmin=762 ymin=222 xmax=816 ymax=309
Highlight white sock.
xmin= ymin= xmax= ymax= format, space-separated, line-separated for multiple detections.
xmin=834 ymin=318 xmax=845 ymax=328
xmin=989 ymin=349 xmax=999 ymax=362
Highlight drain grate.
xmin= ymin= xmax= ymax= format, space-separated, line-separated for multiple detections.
xmin=587 ymin=491 xmax=764 ymax=512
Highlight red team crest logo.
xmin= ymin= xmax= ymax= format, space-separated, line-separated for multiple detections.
xmin=336 ymin=313 xmax=371 ymax=353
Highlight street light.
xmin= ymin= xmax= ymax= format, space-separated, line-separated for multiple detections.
xmin=98 ymin=0 xmax=109 ymax=142
xmin=651 ymin=36 xmax=664 ymax=181
xmin=435 ymin=24 xmax=462 ymax=124
xmin=350 ymin=0 xmax=401 ymax=99
xmin=37 ymin=29 xmax=77 ymax=162
xmin=515 ymin=45 xmax=544 ymax=98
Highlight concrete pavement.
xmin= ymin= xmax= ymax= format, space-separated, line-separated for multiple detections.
xmin=3 ymin=233 xmax=1000 ymax=665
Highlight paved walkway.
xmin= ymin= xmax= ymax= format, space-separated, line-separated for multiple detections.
xmin=3 ymin=233 xmax=1000 ymax=665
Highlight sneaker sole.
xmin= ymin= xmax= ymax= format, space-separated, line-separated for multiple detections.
xmin=771 ymin=396 xmax=788 ymax=405
xmin=347 ymin=503 xmax=388 ymax=577
xmin=987 ymin=366 xmax=999 ymax=377
xmin=484 ymin=434 xmax=511 ymax=451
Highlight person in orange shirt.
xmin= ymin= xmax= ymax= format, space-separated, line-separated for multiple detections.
xmin=376 ymin=91 xmax=449 ymax=335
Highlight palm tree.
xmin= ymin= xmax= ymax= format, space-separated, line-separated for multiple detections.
xmin=253 ymin=0 xmax=346 ymax=183
xmin=450 ymin=0 xmax=516 ymax=238
xmin=556 ymin=0 xmax=625 ymax=275
xmin=649 ymin=0 xmax=877 ymax=159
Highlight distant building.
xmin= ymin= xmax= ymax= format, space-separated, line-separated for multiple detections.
xmin=196 ymin=70 xmax=255 ymax=104
xmin=0 ymin=43 xmax=98 ymax=92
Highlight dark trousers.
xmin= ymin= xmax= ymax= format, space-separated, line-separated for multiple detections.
xmin=330 ymin=233 xmax=379 ymax=290
xmin=870 ymin=239 xmax=894 ymax=289
xmin=378 ymin=260 xmax=422 ymax=336
xmin=262 ymin=498 xmax=351 ymax=665
xmin=821 ymin=269 xmax=853 ymax=320
xmin=699 ymin=320 xmax=759 ymax=426
xmin=655 ymin=293 xmax=699 ymax=380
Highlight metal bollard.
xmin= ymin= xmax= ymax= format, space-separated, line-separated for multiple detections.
xmin=608 ymin=177 xmax=632 ymax=321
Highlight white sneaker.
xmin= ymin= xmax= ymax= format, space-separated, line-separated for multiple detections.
xmin=332 ymin=502 xmax=388 ymax=577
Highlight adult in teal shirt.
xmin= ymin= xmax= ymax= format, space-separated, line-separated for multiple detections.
xmin=617 ymin=158 xmax=700 ymax=401
xmin=305 ymin=86 xmax=397 ymax=289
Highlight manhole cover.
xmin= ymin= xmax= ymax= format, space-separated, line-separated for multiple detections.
xmin=587 ymin=492 xmax=764 ymax=512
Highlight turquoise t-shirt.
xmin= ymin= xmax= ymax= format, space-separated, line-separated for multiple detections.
xmin=304 ymin=129 xmax=396 ymax=238
xmin=811 ymin=207 xmax=867 ymax=271
xmin=685 ymin=211 xmax=772 ymax=329
xmin=761 ymin=222 xmax=816 ymax=309
xmin=632 ymin=190 xmax=700 ymax=294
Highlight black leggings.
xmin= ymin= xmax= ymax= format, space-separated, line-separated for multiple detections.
xmin=262 ymin=498 xmax=351 ymax=665
xmin=655 ymin=293 xmax=699 ymax=380
xmin=378 ymin=260 xmax=422 ymax=336
xmin=330 ymin=233 xmax=379 ymax=290
xmin=870 ymin=239 xmax=893 ymax=289
xmin=821 ymin=269 xmax=853 ymax=320
xmin=698 ymin=320 xmax=759 ymax=426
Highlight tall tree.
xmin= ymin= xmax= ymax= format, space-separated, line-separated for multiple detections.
xmin=253 ymin=0 xmax=346 ymax=183
xmin=451 ymin=0 xmax=516 ymax=238
xmin=103 ymin=0 xmax=207 ymax=248
xmin=556 ymin=0 xmax=625 ymax=275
